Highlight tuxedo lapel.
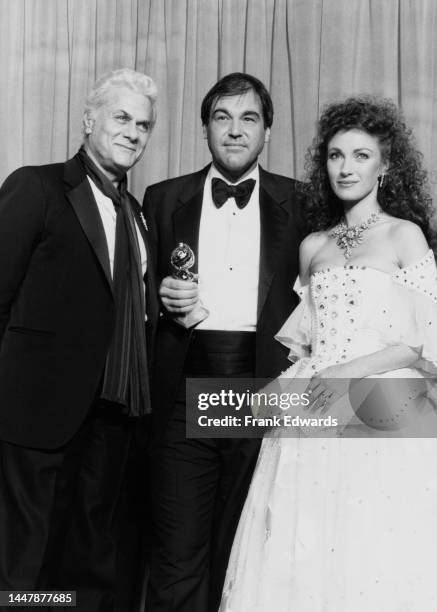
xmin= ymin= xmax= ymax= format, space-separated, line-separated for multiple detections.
xmin=64 ymin=156 xmax=113 ymax=294
xmin=172 ymin=166 xmax=209 ymax=275
xmin=257 ymin=168 xmax=290 ymax=318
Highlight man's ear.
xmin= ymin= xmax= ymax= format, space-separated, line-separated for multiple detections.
xmin=202 ymin=124 xmax=208 ymax=139
xmin=264 ymin=127 xmax=271 ymax=144
xmin=83 ymin=114 xmax=94 ymax=135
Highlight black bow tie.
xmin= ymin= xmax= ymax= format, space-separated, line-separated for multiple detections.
xmin=211 ymin=177 xmax=256 ymax=209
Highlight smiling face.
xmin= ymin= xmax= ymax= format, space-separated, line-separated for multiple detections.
xmin=203 ymin=89 xmax=270 ymax=182
xmin=327 ymin=128 xmax=388 ymax=204
xmin=84 ymin=86 xmax=153 ymax=181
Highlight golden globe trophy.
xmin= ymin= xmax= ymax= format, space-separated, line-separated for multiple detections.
xmin=170 ymin=242 xmax=209 ymax=327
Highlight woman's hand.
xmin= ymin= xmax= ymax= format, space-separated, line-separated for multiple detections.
xmin=305 ymin=341 xmax=420 ymax=415
xmin=306 ymin=363 xmax=353 ymax=414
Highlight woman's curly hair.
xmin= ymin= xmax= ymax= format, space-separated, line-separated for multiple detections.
xmin=302 ymin=96 xmax=434 ymax=243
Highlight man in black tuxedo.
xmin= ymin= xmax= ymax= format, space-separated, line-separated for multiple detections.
xmin=0 ymin=68 xmax=158 ymax=611
xmin=144 ymin=72 xmax=301 ymax=611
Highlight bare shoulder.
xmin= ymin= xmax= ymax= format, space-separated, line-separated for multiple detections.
xmin=388 ymin=218 xmax=430 ymax=266
xmin=299 ymin=231 xmax=329 ymax=282
xmin=300 ymin=231 xmax=329 ymax=257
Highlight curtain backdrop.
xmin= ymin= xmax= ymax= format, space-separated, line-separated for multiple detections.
xmin=0 ymin=0 xmax=436 ymax=205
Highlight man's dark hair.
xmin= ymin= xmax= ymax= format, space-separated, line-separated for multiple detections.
xmin=200 ymin=72 xmax=273 ymax=128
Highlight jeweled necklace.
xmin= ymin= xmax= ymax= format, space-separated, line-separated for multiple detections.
xmin=330 ymin=210 xmax=382 ymax=259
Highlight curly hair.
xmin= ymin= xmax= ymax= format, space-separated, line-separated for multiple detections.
xmin=302 ymin=96 xmax=434 ymax=243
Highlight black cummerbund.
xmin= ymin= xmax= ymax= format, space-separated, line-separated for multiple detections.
xmin=184 ymin=330 xmax=256 ymax=376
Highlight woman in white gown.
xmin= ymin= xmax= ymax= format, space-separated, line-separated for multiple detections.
xmin=220 ymin=97 xmax=437 ymax=611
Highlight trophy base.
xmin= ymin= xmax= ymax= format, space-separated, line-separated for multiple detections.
xmin=176 ymin=303 xmax=209 ymax=329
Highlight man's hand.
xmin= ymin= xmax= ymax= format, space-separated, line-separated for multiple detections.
xmin=159 ymin=276 xmax=199 ymax=315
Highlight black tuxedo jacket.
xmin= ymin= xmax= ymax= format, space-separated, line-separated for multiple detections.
xmin=143 ymin=165 xmax=302 ymax=432
xmin=0 ymin=155 xmax=158 ymax=449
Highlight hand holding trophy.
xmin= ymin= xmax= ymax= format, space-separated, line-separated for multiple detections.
xmin=170 ymin=243 xmax=209 ymax=327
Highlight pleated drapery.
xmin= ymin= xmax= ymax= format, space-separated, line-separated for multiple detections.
xmin=0 ymin=0 xmax=436 ymax=204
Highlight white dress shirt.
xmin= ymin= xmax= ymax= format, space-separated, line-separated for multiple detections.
xmin=196 ymin=165 xmax=260 ymax=331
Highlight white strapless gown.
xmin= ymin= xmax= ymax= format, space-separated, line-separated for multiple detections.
xmin=220 ymin=251 xmax=437 ymax=612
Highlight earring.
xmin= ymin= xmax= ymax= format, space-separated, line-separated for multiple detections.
xmin=85 ymin=126 xmax=92 ymax=134
xmin=378 ymin=174 xmax=385 ymax=188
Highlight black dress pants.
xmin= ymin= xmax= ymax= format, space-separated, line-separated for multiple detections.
xmin=0 ymin=403 xmax=134 ymax=612
xmin=146 ymin=331 xmax=261 ymax=612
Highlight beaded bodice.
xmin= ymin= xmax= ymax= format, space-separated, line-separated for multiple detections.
xmin=310 ymin=266 xmax=367 ymax=365
xmin=278 ymin=250 xmax=437 ymax=377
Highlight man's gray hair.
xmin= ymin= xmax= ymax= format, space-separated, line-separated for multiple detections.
xmin=83 ymin=68 xmax=157 ymax=134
